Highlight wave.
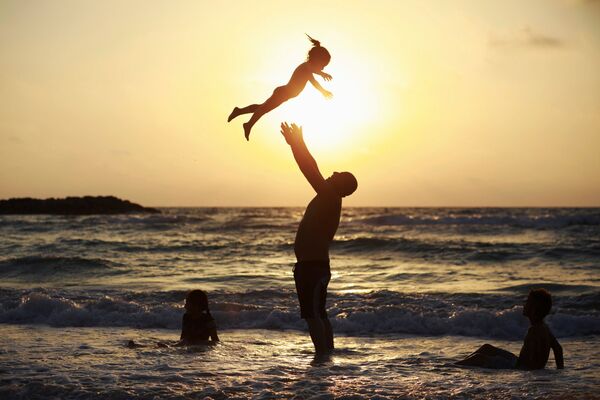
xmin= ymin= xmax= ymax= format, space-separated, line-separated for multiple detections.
xmin=496 ymin=283 xmax=600 ymax=295
xmin=0 ymin=256 xmax=119 ymax=278
xmin=330 ymin=236 xmax=600 ymax=262
xmin=1 ymin=289 xmax=598 ymax=339
xmin=359 ymin=212 xmax=600 ymax=229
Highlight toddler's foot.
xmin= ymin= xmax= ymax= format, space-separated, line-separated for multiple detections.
xmin=228 ymin=107 xmax=240 ymax=123
xmin=243 ymin=122 xmax=252 ymax=141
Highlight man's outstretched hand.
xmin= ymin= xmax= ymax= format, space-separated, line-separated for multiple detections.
xmin=281 ymin=122 xmax=304 ymax=146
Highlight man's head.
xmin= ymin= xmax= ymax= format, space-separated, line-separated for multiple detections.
xmin=523 ymin=288 xmax=552 ymax=322
xmin=327 ymin=172 xmax=358 ymax=197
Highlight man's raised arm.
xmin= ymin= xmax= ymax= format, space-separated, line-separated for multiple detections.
xmin=280 ymin=122 xmax=331 ymax=195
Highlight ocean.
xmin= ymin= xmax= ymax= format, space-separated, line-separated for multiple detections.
xmin=1 ymin=207 xmax=599 ymax=399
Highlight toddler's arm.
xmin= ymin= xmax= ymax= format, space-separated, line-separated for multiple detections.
xmin=316 ymin=71 xmax=332 ymax=81
xmin=309 ymin=75 xmax=333 ymax=98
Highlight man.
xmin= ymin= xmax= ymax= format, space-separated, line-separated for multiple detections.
xmin=280 ymin=122 xmax=358 ymax=354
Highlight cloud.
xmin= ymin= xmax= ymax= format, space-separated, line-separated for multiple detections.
xmin=490 ymin=27 xmax=566 ymax=50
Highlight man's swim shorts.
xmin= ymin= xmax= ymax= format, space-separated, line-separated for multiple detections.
xmin=293 ymin=260 xmax=331 ymax=319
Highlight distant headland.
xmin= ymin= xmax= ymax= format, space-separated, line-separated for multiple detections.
xmin=0 ymin=196 xmax=160 ymax=215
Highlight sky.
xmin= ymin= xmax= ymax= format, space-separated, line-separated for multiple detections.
xmin=1 ymin=0 xmax=599 ymax=206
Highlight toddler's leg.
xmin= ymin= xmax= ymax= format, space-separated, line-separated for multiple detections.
xmin=228 ymin=104 xmax=259 ymax=122
xmin=243 ymin=95 xmax=286 ymax=140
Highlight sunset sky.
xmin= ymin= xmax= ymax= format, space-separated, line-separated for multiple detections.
xmin=1 ymin=0 xmax=599 ymax=206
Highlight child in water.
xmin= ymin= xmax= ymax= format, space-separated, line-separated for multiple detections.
xmin=127 ymin=289 xmax=218 ymax=348
xmin=179 ymin=289 xmax=219 ymax=344
xmin=228 ymin=35 xmax=333 ymax=141
xmin=456 ymin=288 xmax=563 ymax=370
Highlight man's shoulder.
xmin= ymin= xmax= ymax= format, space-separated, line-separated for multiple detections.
xmin=315 ymin=186 xmax=342 ymax=204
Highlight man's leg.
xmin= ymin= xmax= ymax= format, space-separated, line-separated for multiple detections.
xmin=294 ymin=263 xmax=332 ymax=354
xmin=323 ymin=316 xmax=334 ymax=350
xmin=306 ymin=273 xmax=333 ymax=354
xmin=306 ymin=318 xmax=330 ymax=354
xmin=317 ymin=273 xmax=333 ymax=351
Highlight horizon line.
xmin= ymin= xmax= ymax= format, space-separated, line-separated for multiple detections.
xmin=147 ymin=205 xmax=600 ymax=208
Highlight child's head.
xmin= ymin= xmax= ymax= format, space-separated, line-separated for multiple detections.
xmin=185 ymin=289 xmax=209 ymax=313
xmin=306 ymin=34 xmax=331 ymax=69
xmin=523 ymin=288 xmax=552 ymax=321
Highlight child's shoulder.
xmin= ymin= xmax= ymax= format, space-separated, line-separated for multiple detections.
xmin=526 ymin=322 xmax=554 ymax=340
xmin=183 ymin=312 xmax=214 ymax=322
xmin=294 ymin=62 xmax=312 ymax=72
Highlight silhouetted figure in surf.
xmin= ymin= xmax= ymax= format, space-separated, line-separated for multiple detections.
xmin=456 ymin=288 xmax=563 ymax=370
xmin=280 ymin=122 xmax=357 ymax=355
xmin=127 ymin=289 xmax=219 ymax=348
xmin=179 ymin=289 xmax=219 ymax=344
xmin=228 ymin=35 xmax=333 ymax=141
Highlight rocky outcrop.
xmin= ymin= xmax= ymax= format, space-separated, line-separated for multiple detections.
xmin=0 ymin=196 xmax=160 ymax=215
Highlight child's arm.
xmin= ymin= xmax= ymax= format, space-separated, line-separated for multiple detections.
xmin=550 ymin=334 xmax=564 ymax=369
xmin=315 ymin=71 xmax=332 ymax=81
xmin=210 ymin=327 xmax=220 ymax=342
xmin=308 ymin=75 xmax=333 ymax=98
xmin=180 ymin=314 xmax=190 ymax=341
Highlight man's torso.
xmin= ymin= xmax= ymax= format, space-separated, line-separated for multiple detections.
xmin=294 ymin=192 xmax=341 ymax=261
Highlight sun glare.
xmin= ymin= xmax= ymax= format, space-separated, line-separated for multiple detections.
xmin=275 ymin=66 xmax=379 ymax=153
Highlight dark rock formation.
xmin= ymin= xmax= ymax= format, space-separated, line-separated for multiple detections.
xmin=0 ymin=196 xmax=160 ymax=215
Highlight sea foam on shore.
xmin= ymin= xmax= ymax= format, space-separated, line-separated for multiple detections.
xmin=1 ymin=325 xmax=598 ymax=400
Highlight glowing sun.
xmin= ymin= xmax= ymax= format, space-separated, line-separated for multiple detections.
xmin=275 ymin=67 xmax=378 ymax=153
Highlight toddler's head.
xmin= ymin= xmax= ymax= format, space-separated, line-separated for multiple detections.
xmin=523 ymin=288 xmax=552 ymax=322
xmin=306 ymin=34 xmax=331 ymax=69
xmin=185 ymin=289 xmax=209 ymax=314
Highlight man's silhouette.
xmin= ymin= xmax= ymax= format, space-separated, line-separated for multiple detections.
xmin=280 ymin=122 xmax=358 ymax=354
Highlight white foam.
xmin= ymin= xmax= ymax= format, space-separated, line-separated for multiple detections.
xmin=2 ymin=291 xmax=598 ymax=339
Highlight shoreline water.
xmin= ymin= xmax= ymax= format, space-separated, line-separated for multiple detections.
xmin=1 ymin=208 xmax=599 ymax=398
xmin=2 ymin=325 xmax=599 ymax=399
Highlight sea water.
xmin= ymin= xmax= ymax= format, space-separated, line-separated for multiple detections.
xmin=1 ymin=208 xmax=599 ymax=398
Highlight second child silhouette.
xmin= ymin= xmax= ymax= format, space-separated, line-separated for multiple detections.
xmin=456 ymin=288 xmax=564 ymax=370
xmin=179 ymin=289 xmax=219 ymax=345
xmin=127 ymin=289 xmax=219 ymax=348
xmin=228 ymin=35 xmax=333 ymax=141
